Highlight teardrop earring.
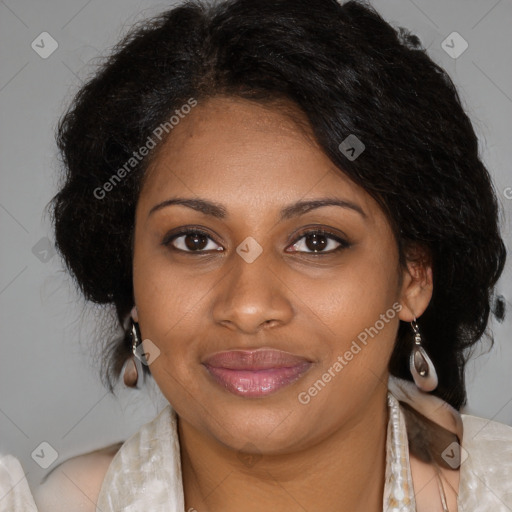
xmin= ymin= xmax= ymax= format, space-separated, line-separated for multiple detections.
xmin=122 ymin=319 xmax=144 ymax=389
xmin=409 ymin=318 xmax=438 ymax=392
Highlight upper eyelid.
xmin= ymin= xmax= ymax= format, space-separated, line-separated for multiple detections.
xmin=287 ymin=229 xmax=350 ymax=252
xmin=161 ymin=228 xmax=217 ymax=248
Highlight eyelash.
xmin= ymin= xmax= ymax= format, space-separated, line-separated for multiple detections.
xmin=162 ymin=226 xmax=351 ymax=255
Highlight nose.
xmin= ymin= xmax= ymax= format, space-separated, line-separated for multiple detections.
xmin=211 ymin=248 xmax=295 ymax=334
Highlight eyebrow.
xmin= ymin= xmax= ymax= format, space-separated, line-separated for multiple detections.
xmin=148 ymin=197 xmax=367 ymax=220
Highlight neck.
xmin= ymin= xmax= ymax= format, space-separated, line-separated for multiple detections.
xmin=178 ymin=387 xmax=389 ymax=512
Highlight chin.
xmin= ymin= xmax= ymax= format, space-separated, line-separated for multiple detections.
xmin=198 ymin=393 xmax=319 ymax=453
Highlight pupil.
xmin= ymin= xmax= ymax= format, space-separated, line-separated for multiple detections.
xmin=306 ymin=233 xmax=327 ymax=252
xmin=185 ymin=232 xmax=208 ymax=250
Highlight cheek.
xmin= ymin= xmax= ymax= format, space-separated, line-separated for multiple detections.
xmin=132 ymin=244 xmax=202 ymax=386
xmin=306 ymin=245 xmax=400 ymax=337
xmin=298 ymin=280 xmax=400 ymax=417
xmin=133 ymin=255 xmax=205 ymax=406
xmin=132 ymin=233 xmax=209 ymax=330
xmin=303 ymin=242 xmax=401 ymax=383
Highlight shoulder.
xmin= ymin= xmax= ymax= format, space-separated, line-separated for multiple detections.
xmin=459 ymin=414 xmax=512 ymax=507
xmin=460 ymin=413 xmax=512 ymax=462
xmin=461 ymin=413 xmax=512 ymax=444
xmin=33 ymin=441 xmax=123 ymax=512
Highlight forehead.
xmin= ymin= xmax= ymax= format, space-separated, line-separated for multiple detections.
xmin=139 ymin=95 xmax=378 ymax=219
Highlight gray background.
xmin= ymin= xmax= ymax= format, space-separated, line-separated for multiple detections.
xmin=1 ymin=0 xmax=511 ymax=494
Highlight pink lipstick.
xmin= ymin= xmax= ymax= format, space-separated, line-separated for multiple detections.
xmin=202 ymin=349 xmax=312 ymax=397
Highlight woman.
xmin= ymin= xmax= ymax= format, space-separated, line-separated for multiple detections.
xmin=3 ymin=0 xmax=511 ymax=510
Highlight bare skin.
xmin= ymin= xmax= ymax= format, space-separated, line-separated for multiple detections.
xmin=127 ymin=95 xmax=434 ymax=512
xmin=33 ymin=442 xmax=123 ymax=511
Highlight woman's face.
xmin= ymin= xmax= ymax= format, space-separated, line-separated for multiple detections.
xmin=132 ymin=95 xmax=430 ymax=453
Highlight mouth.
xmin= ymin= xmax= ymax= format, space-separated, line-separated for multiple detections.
xmin=202 ymin=348 xmax=313 ymax=398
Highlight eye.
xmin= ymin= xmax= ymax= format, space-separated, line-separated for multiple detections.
xmin=287 ymin=229 xmax=350 ymax=254
xmin=163 ymin=228 xmax=223 ymax=253
xmin=162 ymin=227 xmax=350 ymax=255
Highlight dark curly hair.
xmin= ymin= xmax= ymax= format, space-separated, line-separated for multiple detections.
xmin=51 ymin=0 xmax=506 ymax=409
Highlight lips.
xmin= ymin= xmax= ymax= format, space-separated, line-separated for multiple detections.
xmin=203 ymin=348 xmax=311 ymax=370
xmin=202 ymin=349 xmax=312 ymax=397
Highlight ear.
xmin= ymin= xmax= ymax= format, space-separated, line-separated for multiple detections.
xmin=131 ymin=306 xmax=139 ymax=323
xmin=398 ymin=243 xmax=433 ymax=322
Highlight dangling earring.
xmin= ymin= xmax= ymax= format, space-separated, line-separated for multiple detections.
xmin=409 ymin=317 xmax=438 ymax=392
xmin=122 ymin=316 xmax=144 ymax=389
